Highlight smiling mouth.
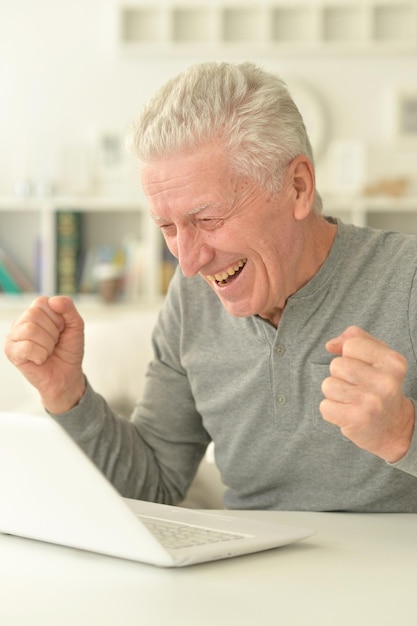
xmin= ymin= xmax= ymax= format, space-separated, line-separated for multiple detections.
xmin=206 ymin=259 xmax=247 ymax=286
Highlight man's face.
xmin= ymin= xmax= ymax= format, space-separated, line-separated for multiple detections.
xmin=141 ymin=143 xmax=304 ymax=324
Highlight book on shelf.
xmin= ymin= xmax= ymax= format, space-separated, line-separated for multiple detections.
xmin=0 ymin=246 xmax=34 ymax=294
xmin=55 ymin=211 xmax=154 ymax=302
xmin=55 ymin=211 xmax=83 ymax=295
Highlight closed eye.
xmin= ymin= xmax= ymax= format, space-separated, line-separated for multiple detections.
xmin=199 ymin=218 xmax=224 ymax=231
xmin=156 ymin=217 xmax=224 ymax=236
xmin=159 ymin=223 xmax=176 ymax=237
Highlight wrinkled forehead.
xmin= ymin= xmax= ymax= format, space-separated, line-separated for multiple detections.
xmin=140 ymin=144 xmax=236 ymax=197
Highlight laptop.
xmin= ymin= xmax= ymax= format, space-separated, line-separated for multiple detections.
xmin=0 ymin=411 xmax=314 ymax=567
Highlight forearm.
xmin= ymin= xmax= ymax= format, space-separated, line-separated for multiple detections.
xmin=48 ymin=381 xmax=157 ymax=499
xmin=49 ymin=378 xmax=208 ymax=503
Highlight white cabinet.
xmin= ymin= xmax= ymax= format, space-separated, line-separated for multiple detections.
xmin=118 ymin=0 xmax=417 ymax=55
xmin=0 ymin=196 xmax=168 ymax=305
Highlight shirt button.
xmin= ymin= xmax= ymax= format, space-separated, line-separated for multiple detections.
xmin=275 ymin=344 xmax=286 ymax=356
xmin=277 ymin=394 xmax=287 ymax=405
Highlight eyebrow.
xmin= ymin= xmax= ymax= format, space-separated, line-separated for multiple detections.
xmin=151 ymin=202 xmax=222 ymax=223
xmin=150 ymin=213 xmax=166 ymax=223
xmin=185 ymin=202 xmax=221 ymax=217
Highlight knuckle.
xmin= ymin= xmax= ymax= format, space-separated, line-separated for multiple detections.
xmin=329 ymin=356 xmax=344 ymax=377
xmin=321 ymin=376 xmax=332 ymax=395
xmin=391 ymin=351 xmax=408 ymax=376
xmin=319 ymin=398 xmax=330 ymax=419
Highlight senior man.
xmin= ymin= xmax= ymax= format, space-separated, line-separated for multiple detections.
xmin=5 ymin=61 xmax=417 ymax=511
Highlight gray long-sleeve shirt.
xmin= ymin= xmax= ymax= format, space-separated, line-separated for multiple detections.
xmin=54 ymin=220 xmax=417 ymax=511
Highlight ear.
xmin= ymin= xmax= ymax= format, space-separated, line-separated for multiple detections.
xmin=287 ymin=156 xmax=315 ymax=221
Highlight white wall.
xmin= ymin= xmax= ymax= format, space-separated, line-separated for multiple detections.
xmin=0 ymin=0 xmax=416 ymax=198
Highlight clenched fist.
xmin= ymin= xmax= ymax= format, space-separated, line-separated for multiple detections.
xmin=320 ymin=326 xmax=415 ymax=463
xmin=4 ymin=296 xmax=86 ymax=414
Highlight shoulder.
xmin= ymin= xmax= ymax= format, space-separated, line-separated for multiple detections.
xmin=337 ymin=220 xmax=417 ymax=267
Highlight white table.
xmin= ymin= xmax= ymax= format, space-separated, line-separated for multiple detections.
xmin=1 ymin=511 xmax=415 ymax=626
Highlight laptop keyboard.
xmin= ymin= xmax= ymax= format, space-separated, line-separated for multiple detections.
xmin=139 ymin=516 xmax=245 ymax=550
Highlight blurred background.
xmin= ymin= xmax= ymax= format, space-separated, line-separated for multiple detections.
xmin=0 ymin=0 xmax=416 ymax=304
xmin=1 ymin=0 xmax=416 ymax=199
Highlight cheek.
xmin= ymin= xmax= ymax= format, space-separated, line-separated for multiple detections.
xmin=250 ymin=246 xmax=285 ymax=289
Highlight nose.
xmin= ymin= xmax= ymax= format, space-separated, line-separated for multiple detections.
xmin=173 ymin=226 xmax=214 ymax=278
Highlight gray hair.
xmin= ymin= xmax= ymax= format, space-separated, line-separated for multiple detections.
xmin=128 ymin=61 xmax=322 ymax=212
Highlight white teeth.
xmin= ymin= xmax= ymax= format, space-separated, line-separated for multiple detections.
xmin=207 ymin=259 xmax=247 ymax=283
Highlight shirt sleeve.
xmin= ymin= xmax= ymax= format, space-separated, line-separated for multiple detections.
xmin=50 ymin=271 xmax=210 ymax=504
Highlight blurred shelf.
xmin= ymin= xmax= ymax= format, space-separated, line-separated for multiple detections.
xmin=118 ymin=1 xmax=417 ymax=56
xmin=0 ymin=195 xmax=169 ymax=306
